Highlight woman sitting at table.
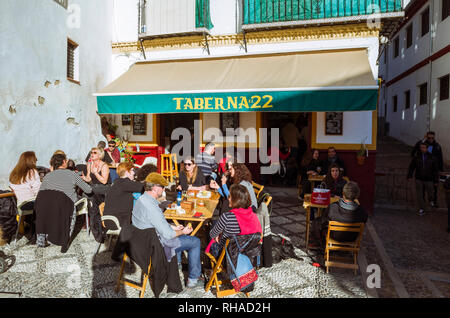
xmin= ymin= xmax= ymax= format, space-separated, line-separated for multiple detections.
xmin=103 ymin=162 xmax=144 ymax=230
xmin=81 ymin=147 xmax=111 ymax=204
xmin=299 ymin=149 xmax=323 ymax=200
xmin=210 ymin=162 xmax=258 ymax=210
xmin=322 ymin=163 xmax=347 ymax=197
xmin=9 ymin=151 xmax=41 ymax=209
xmin=209 ymin=184 xmax=262 ymax=256
xmin=177 ymin=156 xmax=206 ymax=191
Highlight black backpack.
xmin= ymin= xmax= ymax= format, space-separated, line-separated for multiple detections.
xmin=0 ymin=191 xmax=18 ymax=244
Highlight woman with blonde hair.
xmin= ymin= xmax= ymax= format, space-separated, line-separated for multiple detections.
xmin=9 ymin=151 xmax=41 ymax=208
xmin=82 ymin=147 xmax=111 ymax=204
xmin=177 ymin=156 xmax=206 ymax=191
xmin=103 ymin=162 xmax=144 ymax=229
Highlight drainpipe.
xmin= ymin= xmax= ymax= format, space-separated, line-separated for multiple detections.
xmin=427 ymin=0 xmax=434 ymax=132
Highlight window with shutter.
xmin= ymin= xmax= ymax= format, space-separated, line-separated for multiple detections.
xmin=393 ymin=95 xmax=398 ymax=112
xmin=406 ymin=24 xmax=413 ymax=48
xmin=440 ymin=74 xmax=449 ymax=101
xmin=67 ymin=39 xmax=79 ymax=84
xmin=443 ymin=0 xmax=450 ymax=21
xmin=419 ymin=83 xmax=427 ymax=105
xmin=421 ymin=7 xmax=429 ymax=36
xmin=404 ymin=90 xmax=410 ymax=109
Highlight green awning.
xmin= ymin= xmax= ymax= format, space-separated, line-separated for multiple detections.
xmin=96 ymin=49 xmax=378 ymax=114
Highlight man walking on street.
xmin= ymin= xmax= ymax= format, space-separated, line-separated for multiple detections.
xmin=407 ymin=142 xmax=439 ymax=216
xmin=411 ymin=132 xmax=444 ymax=206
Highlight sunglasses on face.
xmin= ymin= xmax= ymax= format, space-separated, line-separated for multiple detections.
xmin=91 ymin=151 xmax=98 ymax=154
xmin=184 ymin=163 xmax=193 ymax=166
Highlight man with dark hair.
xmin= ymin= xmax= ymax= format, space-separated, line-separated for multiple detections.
xmin=196 ymin=142 xmax=217 ymax=183
xmin=411 ymin=132 xmax=444 ymax=206
xmin=317 ymin=181 xmax=368 ymax=246
xmin=131 ymin=173 xmax=202 ymax=289
xmin=408 ymin=142 xmax=439 ymax=215
xmin=322 ymin=146 xmax=347 ymax=176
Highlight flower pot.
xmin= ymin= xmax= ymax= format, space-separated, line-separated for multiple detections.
xmin=356 ymin=156 xmax=366 ymax=165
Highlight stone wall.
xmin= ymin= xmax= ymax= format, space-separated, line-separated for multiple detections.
xmin=0 ymin=0 xmax=112 ymax=189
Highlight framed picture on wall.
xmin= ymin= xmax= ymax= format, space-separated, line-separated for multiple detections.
xmin=220 ymin=113 xmax=240 ymax=136
xmin=122 ymin=115 xmax=131 ymax=126
xmin=325 ymin=112 xmax=343 ymax=135
xmin=132 ymin=114 xmax=147 ymax=136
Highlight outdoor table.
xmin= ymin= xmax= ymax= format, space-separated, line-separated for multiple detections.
xmin=303 ymin=194 xmax=340 ymax=250
xmin=308 ymin=174 xmax=326 ymax=188
xmin=164 ymin=190 xmax=220 ymax=236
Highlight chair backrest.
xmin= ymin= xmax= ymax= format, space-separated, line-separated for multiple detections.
xmin=101 ymin=215 xmax=121 ymax=234
xmin=251 ymin=181 xmax=264 ymax=198
xmin=326 ymin=221 xmax=365 ymax=247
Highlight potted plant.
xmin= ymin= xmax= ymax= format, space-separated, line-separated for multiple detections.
xmin=356 ymin=142 xmax=368 ymax=165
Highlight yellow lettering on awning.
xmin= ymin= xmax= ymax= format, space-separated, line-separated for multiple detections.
xmin=262 ymin=95 xmax=274 ymax=108
xmin=184 ymin=98 xmax=193 ymax=110
xmin=173 ymin=97 xmax=184 ymax=110
xmin=239 ymin=96 xmax=249 ymax=109
xmin=250 ymin=96 xmax=261 ymax=109
xmin=194 ymin=98 xmax=204 ymax=110
xmin=215 ymin=98 xmax=224 ymax=110
xmin=228 ymin=97 xmax=237 ymax=109
xmin=204 ymin=97 xmax=213 ymax=110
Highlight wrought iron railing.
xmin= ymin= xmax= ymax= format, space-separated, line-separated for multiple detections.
xmin=242 ymin=0 xmax=404 ymax=24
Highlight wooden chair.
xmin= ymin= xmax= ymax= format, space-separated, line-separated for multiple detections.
xmin=251 ymin=181 xmax=264 ymax=199
xmin=204 ymin=239 xmax=250 ymax=298
xmin=324 ymin=221 xmax=365 ymax=275
xmin=160 ymin=153 xmax=178 ymax=183
xmin=115 ymin=252 xmax=151 ymax=298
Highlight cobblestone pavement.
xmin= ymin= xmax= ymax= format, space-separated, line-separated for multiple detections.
xmin=1 ymin=136 xmax=448 ymax=298
xmin=0 ymin=187 xmax=368 ymax=299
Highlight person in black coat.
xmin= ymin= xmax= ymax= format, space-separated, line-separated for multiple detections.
xmin=319 ymin=181 xmax=368 ymax=245
xmin=323 ymin=163 xmax=347 ymax=197
xmin=411 ymin=132 xmax=444 ymax=206
xmin=103 ymin=162 xmax=144 ymax=230
xmin=299 ymin=149 xmax=323 ymax=199
xmin=407 ymin=142 xmax=439 ymax=215
xmin=177 ymin=156 xmax=206 ymax=191
xmin=321 ymin=146 xmax=347 ymax=176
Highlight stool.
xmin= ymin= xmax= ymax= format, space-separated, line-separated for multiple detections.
xmin=160 ymin=153 xmax=178 ymax=183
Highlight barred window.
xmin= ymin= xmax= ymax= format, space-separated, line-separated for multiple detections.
xmin=393 ymin=37 xmax=399 ymax=58
xmin=67 ymin=39 xmax=79 ymax=83
xmin=406 ymin=24 xmax=413 ymax=48
xmin=421 ymin=7 xmax=429 ymax=36
xmin=443 ymin=0 xmax=450 ymax=21
xmin=393 ymin=95 xmax=398 ymax=113
xmin=440 ymin=74 xmax=449 ymax=101
xmin=404 ymin=90 xmax=410 ymax=110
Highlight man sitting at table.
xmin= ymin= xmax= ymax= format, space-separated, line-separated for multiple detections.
xmin=321 ymin=146 xmax=346 ymax=176
xmin=131 ymin=173 xmax=203 ymax=289
xmin=315 ymin=181 xmax=368 ymax=247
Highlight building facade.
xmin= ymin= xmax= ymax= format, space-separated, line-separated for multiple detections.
xmin=378 ymin=0 xmax=450 ymax=165
xmin=0 ymin=0 xmax=113 ymax=188
xmin=104 ymin=0 xmax=406 ymax=213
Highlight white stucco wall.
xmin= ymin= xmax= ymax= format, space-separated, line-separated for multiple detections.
xmin=0 ymin=0 xmax=113 ymax=189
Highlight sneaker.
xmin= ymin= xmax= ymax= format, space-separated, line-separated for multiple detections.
xmin=417 ymin=209 xmax=425 ymax=216
xmin=186 ymin=278 xmax=204 ymax=289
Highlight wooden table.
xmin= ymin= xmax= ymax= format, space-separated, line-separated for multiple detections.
xmin=308 ymin=174 xmax=326 ymax=188
xmin=303 ymin=193 xmax=339 ymax=250
xmin=164 ymin=190 xmax=220 ymax=236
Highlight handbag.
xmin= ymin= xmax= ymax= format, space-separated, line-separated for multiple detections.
xmin=226 ymin=234 xmax=259 ymax=292
xmin=311 ymin=183 xmax=331 ymax=205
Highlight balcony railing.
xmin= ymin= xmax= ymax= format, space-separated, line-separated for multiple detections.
xmin=242 ymin=0 xmax=404 ymax=25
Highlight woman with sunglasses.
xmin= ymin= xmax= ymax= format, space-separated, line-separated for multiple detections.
xmin=177 ymin=156 xmax=206 ymax=191
xmin=103 ymin=162 xmax=144 ymax=230
xmin=82 ymin=147 xmax=111 ymax=204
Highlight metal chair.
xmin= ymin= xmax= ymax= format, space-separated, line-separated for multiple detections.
xmin=75 ymin=198 xmax=89 ymax=237
xmin=14 ymin=197 xmax=36 ymax=243
xmin=96 ymin=215 xmax=121 ymax=254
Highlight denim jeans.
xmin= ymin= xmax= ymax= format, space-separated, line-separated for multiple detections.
xmin=175 ymin=235 xmax=201 ymax=280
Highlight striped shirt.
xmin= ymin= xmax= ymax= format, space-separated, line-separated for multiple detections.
xmin=210 ymin=211 xmax=241 ymax=248
xmin=39 ymin=169 xmax=92 ymax=202
xmin=195 ymin=152 xmax=217 ymax=177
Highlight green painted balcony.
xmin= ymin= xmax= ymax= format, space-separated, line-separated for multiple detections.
xmin=242 ymin=0 xmax=404 ymax=26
